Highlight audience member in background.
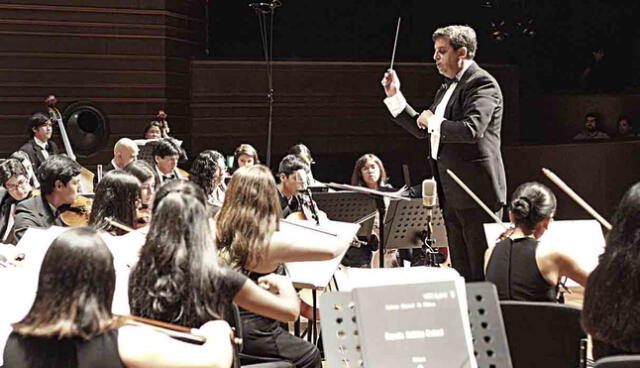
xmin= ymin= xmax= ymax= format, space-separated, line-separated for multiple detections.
xmin=615 ymin=115 xmax=637 ymax=138
xmin=129 ymin=180 xmax=299 ymax=347
xmin=125 ymin=160 xmax=157 ymax=225
xmin=288 ymin=143 xmax=318 ymax=186
xmin=152 ymin=139 xmax=185 ymax=184
xmin=10 ymin=151 xmax=39 ymax=189
xmin=343 ymin=154 xmax=393 ymax=268
xmin=19 ymin=113 xmax=59 ymax=171
xmin=2 ymin=227 xmax=234 ymax=368
xmin=190 ymin=150 xmax=227 ymax=213
xmin=217 ymin=165 xmax=343 ymax=368
xmin=94 ymin=138 xmax=139 ymax=186
xmin=573 ymin=112 xmax=610 ymax=140
xmin=583 ymin=182 xmax=640 ymax=360
xmin=579 ymin=47 xmax=618 ymax=92
xmin=88 ymin=170 xmax=141 ymax=236
xmin=485 ymin=182 xmax=588 ymax=301
xmin=13 ymin=155 xmax=82 ymax=241
xmin=232 ymin=144 xmax=260 ymax=172
xmin=0 ymin=159 xmax=35 ymax=244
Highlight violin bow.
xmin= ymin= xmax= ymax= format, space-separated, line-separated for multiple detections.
xmin=105 ymin=216 xmax=135 ymax=233
xmin=542 ymin=168 xmax=612 ymax=230
xmin=446 ymin=169 xmax=509 ymax=230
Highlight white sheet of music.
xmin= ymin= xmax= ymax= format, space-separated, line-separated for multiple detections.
xmin=282 ymin=219 xmax=360 ymax=289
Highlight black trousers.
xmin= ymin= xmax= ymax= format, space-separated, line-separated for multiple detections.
xmin=442 ymin=202 xmax=503 ymax=282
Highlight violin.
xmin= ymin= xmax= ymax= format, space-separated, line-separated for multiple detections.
xmin=59 ymin=195 xmax=93 ymax=227
xmin=135 ymin=206 xmax=152 ymax=229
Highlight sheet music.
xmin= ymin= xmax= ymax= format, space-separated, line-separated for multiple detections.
xmin=283 ymin=219 xmax=359 ymax=289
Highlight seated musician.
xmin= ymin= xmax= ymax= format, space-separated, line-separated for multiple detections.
xmin=142 ymin=121 xmax=163 ymax=140
xmin=288 ymin=143 xmax=319 ymax=186
xmin=88 ymin=170 xmax=141 ymax=235
xmin=343 ymin=154 xmax=393 ymax=268
xmin=484 ymin=182 xmax=588 ymax=301
xmin=583 ymin=182 xmax=640 ymax=360
xmin=10 ymin=151 xmax=39 ymax=189
xmin=0 ymin=159 xmax=35 ymax=244
xmin=189 ymin=150 xmax=228 ymax=213
xmin=217 ymin=165 xmax=347 ymax=368
xmin=94 ymin=138 xmax=138 ymax=186
xmin=128 ymin=180 xmax=300 ymax=351
xmin=152 ymin=139 xmax=186 ymax=184
xmin=18 ymin=112 xmax=60 ymax=171
xmin=2 ymin=227 xmax=234 ymax=368
xmin=125 ymin=160 xmax=158 ymax=224
xmin=232 ymin=143 xmax=260 ymax=172
xmin=13 ymin=155 xmax=82 ymax=241
xmin=276 ymin=154 xmax=310 ymax=218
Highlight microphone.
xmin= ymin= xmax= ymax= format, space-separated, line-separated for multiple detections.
xmin=422 ymin=178 xmax=437 ymax=217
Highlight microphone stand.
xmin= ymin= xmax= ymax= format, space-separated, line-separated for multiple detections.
xmin=419 ymin=211 xmax=441 ymax=267
xmin=249 ymin=0 xmax=282 ymax=168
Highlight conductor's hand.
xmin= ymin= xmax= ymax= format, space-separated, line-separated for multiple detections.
xmin=381 ymin=69 xmax=400 ymax=97
xmin=417 ymin=110 xmax=433 ymax=130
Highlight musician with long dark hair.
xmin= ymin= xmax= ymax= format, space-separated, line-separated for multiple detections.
xmin=190 ymin=150 xmax=227 ymax=211
xmin=583 ymin=182 xmax=640 ymax=359
xmin=217 ymin=165 xmax=344 ymax=368
xmin=88 ymin=170 xmax=141 ymax=236
xmin=129 ymin=180 xmax=299 ymax=333
xmin=485 ymin=182 xmax=588 ymax=301
xmin=2 ymin=227 xmax=235 ymax=368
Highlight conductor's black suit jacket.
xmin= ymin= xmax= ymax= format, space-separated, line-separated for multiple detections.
xmin=391 ymin=62 xmax=506 ymax=209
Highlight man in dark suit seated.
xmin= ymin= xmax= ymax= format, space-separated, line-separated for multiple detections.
xmin=18 ymin=112 xmax=60 ymax=171
xmin=13 ymin=155 xmax=82 ymax=241
xmin=94 ymin=138 xmax=139 ymax=186
xmin=153 ymin=139 xmax=186 ymax=185
xmin=0 ymin=159 xmax=36 ymax=244
xmin=381 ymin=25 xmax=506 ymax=281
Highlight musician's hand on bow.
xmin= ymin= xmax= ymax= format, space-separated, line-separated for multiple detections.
xmin=417 ymin=110 xmax=433 ymax=129
xmin=381 ymin=69 xmax=400 ymax=97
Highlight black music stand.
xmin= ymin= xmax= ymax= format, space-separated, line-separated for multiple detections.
xmin=384 ymin=198 xmax=448 ymax=267
xmin=326 ymin=183 xmax=410 ymax=268
xmin=313 ymin=191 xmax=377 ymax=237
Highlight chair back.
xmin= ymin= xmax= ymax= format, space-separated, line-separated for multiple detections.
xmin=500 ymin=301 xmax=586 ymax=368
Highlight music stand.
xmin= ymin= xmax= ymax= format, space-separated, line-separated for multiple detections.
xmin=326 ymin=183 xmax=410 ymax=268
xmin=313 ymin=191 xmax=377 ymax=237
xmin=383 ymin=198 xmax=448 ymax=266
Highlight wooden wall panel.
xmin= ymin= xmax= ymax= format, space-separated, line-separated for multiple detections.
xmin=0 ymin=0 xmax=205 ymax=165
xmin=190 ymin=60 xmax=519 ymax=184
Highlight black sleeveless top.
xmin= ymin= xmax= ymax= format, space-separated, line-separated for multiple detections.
xmin=2 ymin=330 xmax=125 ymax=368
xmin=485 ymin=237 xmax=556 ymax=302
xmin=239 ymin=265 xmax=286 ymax=332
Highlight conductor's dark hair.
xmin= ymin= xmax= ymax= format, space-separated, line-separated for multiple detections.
xmin=583 ymin=181 xmax=640 ymax=353
xmin=432 ymin=25 xmax=477 ymax=60
xmin=277 ymin=154 xmax=308 ymax=177
xmin=152 ymin=138 xmax=180 ymax=159
xmin=28 ymin=112 xmax=51 ymax=137
xmin=89 ymin=170 xmax=141 ymax=236
xmin=12 ymin=227 xmax=118 ymax=339
xmin=509 ymin=182 xmax=556 ymax=232
xmin=37 ymin=155 xmax=82 ymax=196
xmin=0 ymin=159 xmax=27 ymax=187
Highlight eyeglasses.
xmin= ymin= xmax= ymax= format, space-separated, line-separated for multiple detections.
xmin=5 ymin=178 xmax=28 ymax=191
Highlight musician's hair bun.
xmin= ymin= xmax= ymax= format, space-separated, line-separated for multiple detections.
xmin=509 ymin=182 xmax=557 ymax=230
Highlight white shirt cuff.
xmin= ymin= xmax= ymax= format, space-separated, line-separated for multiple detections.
xmin=427 ymin=115 xmax=444 ymax=134
xmin=383 ymin=91 xmax=407 ymax=118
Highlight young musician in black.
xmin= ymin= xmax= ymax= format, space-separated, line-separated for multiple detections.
xmin=19 ymin=113 xmax=60 ymax=171
xmin=0 ymin=159 xmax=35 ymax=244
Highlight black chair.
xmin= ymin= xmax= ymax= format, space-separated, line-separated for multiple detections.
xmin=226 ymin=304 xmax=294 ymax=368
xmin=595 ymin=355 xmax=640 ymax=367
xmin=500 ymin=301 xmax=586 ymax=368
